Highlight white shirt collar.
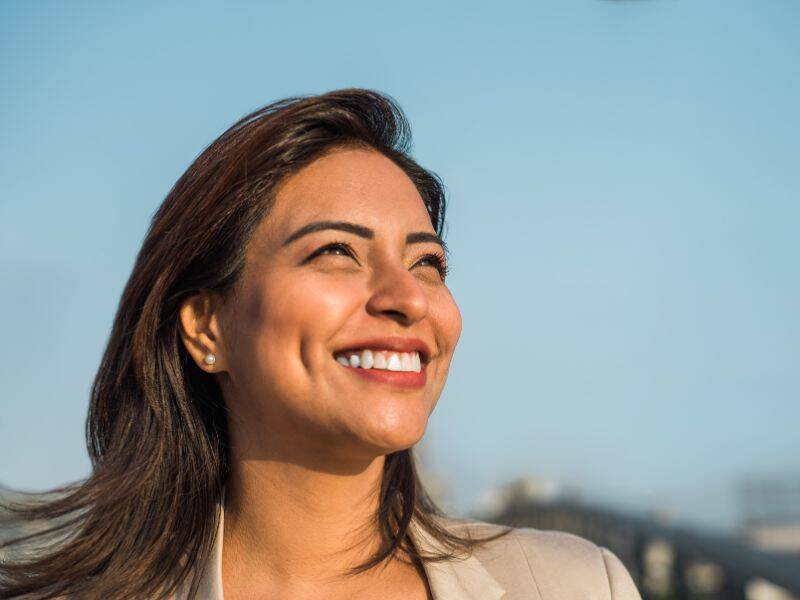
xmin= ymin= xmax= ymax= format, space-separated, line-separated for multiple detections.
xmin=187 ymin=503 xmax=506 ymax=600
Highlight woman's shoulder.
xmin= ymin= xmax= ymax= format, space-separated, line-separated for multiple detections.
xmin=436 ymin=516 xmax=642 ymax=599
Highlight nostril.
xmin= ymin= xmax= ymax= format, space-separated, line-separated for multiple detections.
xmin=381 ymin=309 xmax=410 ymax=324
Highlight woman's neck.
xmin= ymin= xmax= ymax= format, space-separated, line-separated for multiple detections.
xmin=221 ymin=453 xmax=392 ymax=596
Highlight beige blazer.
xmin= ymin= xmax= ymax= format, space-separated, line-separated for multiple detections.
xmin=177 ymin=506 xmax=642 ymax=599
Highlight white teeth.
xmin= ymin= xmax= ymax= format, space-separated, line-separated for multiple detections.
xmin=360 ymin=349 xmax=374 ymax=369
xmin=334 ymin=349 xmax=422 ymax=373
xmin=386 ymin=353 xmax=402 ymax=371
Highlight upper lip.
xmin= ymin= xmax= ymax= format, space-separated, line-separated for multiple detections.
xmin=333 ymin=336 xmax=432 ymax=364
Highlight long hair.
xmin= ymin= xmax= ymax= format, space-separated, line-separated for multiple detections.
xmin=0 ymin=88 xmax=511 ymax=599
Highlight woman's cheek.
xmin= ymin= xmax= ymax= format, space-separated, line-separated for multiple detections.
xmin=253 ymin=276 xmax=363 ymax=374
xmin=432 ymin=291 xmax=463 ymax=357
xmin=446 ymin=292 xmax=463 ymax=346
xmin=291 ymin=273 xmax=367 ymax=322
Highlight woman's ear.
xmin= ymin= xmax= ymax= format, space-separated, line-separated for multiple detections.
xmin=178 ymin=291 xmax=227 ymax=373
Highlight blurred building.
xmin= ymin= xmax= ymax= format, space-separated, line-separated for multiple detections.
xmin=737 ymin=474 xmax=800 ymax=556
xmin=472 ymin=476 xmax=574 ymax=519
xmin=472 ymin=476 xmax=800 ymax=600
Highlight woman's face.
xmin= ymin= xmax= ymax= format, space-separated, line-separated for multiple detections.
xmin=213 ymin=147 xmax=462 ymax=465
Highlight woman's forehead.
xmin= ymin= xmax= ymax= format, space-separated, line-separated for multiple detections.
xmin=263 ymin=147 xmax=434 ymax=242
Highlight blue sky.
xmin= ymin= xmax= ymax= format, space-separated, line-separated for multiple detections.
xmin=1 ymin=0 xmax=797 ymax=531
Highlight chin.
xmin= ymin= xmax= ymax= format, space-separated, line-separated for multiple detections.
xmin=358 ymin=411 xmax=429 ymax=455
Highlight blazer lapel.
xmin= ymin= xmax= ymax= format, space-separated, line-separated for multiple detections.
xmin=185 ymin=506 xmax=507 ymax=600
xmin=408 ymin=516 xmax=507 ymax=600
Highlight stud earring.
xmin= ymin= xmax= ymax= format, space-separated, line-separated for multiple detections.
xmin=203 ymin=353 xmax=216 ymax=366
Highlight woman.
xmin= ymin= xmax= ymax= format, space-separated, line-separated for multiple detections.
xmin=1 ymin=89 xmax=641 ymax=599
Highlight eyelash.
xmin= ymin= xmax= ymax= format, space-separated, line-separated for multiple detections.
xmin=309 ymin=241 xmax=451 ymax=281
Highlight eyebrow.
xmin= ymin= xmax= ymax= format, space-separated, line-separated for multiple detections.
xmin=281 ymin=220 xmax=449 ymax=254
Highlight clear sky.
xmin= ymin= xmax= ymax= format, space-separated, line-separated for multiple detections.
xmin=1 ymin=0 xmax=797 ymax=532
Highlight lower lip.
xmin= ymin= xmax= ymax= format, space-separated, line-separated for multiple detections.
xmin=334 ymin=359 xmax=427 ymax=389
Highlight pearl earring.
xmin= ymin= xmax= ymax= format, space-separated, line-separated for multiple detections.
xmin=203 ymin=353 xmax=216 ymax=365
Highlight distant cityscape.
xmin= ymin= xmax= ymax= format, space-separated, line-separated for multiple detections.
xmin=415 ymin=462 xmax=800 ymax=600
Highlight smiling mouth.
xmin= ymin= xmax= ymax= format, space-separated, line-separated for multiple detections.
xmin=334 ymin=348 xmax=422 ymax=373
xmin=332 ymin=350 xmax=426 ymax=389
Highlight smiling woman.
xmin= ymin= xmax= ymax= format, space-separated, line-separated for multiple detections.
xmin=0 ymin=89 xmax=641 ymax=599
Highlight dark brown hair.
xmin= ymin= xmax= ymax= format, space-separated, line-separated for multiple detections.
xmin=0 ymin=88 xmax=511 ymax=599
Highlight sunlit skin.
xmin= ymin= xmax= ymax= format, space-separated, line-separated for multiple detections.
xmin=179 ymin=147 xmax=462 ymax=600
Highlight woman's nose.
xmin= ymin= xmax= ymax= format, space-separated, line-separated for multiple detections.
xmin=365 ymin=262 xmax=429 ymax=325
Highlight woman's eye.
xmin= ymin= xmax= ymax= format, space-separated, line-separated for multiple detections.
xmin=320 ymin=244 xmax=350 ymax=256
xmin=309 ymin=242 xmax=357 ymax=262
xmin=416 ymin=253 xmax=450 ymax=281
xmin=308 ymin=243 xmax=449 ymax=281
